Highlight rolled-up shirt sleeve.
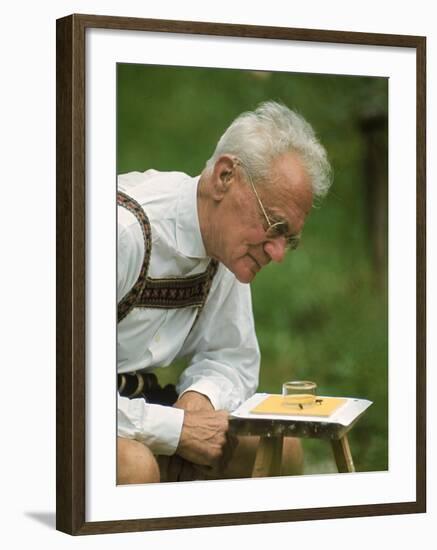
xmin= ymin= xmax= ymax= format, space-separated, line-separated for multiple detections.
xmin=177 ymin=265 xmax=260 ymax=411
xmin=118 ymin=396 xmax=184 ymax=455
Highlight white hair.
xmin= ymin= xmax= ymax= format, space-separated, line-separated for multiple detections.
xmin=205 ymin=101 xmax=332 ymax=200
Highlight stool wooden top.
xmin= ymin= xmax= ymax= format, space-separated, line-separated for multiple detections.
xmin=230 ymin=415 xmax=362 ymax=440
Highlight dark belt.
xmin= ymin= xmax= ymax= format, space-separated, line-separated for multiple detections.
xmin=118 ymin=371 xmax=178 ymax=406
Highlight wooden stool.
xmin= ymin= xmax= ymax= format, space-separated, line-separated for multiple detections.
xmin=230 ymin=414 xmax=361 ymax=477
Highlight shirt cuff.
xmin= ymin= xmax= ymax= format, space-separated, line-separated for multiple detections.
xmin=179 ymin=379 xmax=225 ymax=410
xmin=118 ymin=396 xmax=185 ymax=456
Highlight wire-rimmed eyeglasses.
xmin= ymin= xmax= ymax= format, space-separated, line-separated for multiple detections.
xmin=234 ymin=158 xmax=301 ymax=251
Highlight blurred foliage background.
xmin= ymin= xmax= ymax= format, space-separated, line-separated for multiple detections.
xmin=117 ymin=63 xmax=388 ymax=475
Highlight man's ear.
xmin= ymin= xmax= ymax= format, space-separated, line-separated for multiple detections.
xmin=210 ymin=155 xmax=236 ymax=201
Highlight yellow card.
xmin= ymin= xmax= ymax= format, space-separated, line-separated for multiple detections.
xmin=250 ymin=395 xmax=347 ymax=417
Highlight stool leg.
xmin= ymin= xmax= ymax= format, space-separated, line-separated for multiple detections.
xmin=252 ymin=435 xmax=284 ymax=477
xmin=330 ymin=435 xmax=355 ymax=473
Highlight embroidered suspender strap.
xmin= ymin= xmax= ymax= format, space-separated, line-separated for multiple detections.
xmin=117 ymin=191 xmax=152 ymax=322
xmin=117 ymin=189 xmax=219 ymax=320
xmin=137 ymin=259 xmax=219 ymax=310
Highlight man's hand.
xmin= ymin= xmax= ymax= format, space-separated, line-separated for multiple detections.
xmin=174 ymin=391 xmax=214 ymax=413
xmin=161 ymin=391 xmax=237 ymax=481
xmin=175 ymin=391 xmax=231 ymax=468
xmin=176 ymin=408 xmax=230 ymax=467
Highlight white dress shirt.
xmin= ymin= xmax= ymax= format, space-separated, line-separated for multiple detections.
xmin=117 ymin=170 xmax=260 ymax=455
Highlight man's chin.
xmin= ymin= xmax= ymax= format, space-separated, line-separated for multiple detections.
xmin=234 ymin=268 xmax=256 ymax=284
xmin=224 ymin=258 xmax=257 ymax=284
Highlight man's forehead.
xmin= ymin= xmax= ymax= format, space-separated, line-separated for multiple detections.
xmin=268 ymin=152 xmax=313 ymax=214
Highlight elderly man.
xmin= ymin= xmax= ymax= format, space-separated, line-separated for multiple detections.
xmin=117 ymin=101 xmax=331 ymax=483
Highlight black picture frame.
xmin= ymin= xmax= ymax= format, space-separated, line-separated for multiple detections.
xmin=56 ymin=13 xmax=426 ymax=535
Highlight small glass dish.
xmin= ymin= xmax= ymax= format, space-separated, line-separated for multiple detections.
xmin=282 ymin=380 xmax=317 ymax=408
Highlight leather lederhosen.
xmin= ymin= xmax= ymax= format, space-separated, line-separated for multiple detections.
xmin=117 ymin=371 xmax=178 ymax=406
xmin=117 ymin=190 xmax=219 ymax=404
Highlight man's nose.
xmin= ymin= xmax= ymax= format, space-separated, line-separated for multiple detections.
xmin=263 ymin=237 xmax=287 ymax=263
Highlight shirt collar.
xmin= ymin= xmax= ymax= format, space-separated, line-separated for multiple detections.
xmin=175 ymin=175 xmax=207 ymax=259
